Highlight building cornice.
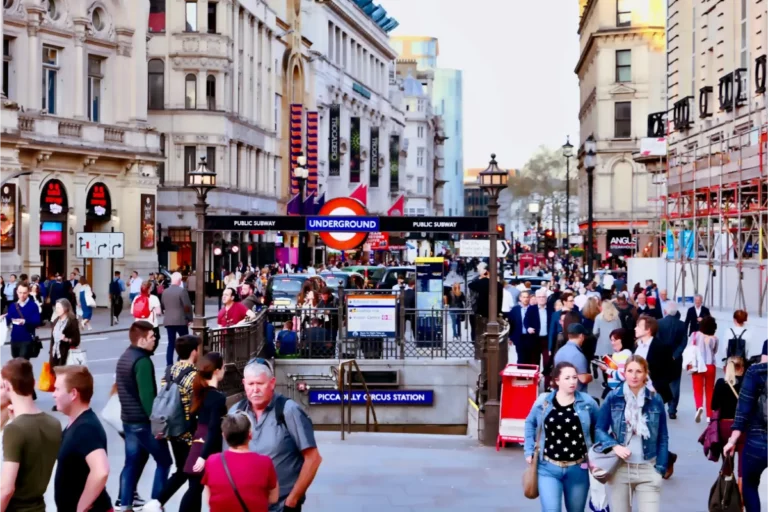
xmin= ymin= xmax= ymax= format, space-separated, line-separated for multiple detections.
xmin=577 ymin=0 xmax=597 ymax=35
xmin=575 ymin=26 xmax=665 ymax=76
xmin=324 ymin=0 xmax=397 ymax=60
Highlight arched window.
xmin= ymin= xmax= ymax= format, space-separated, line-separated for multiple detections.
xmin=147 ymin=59 xmax=164 ymax=109
xmin=185 ymin=73 xmax=196 ymax=109
xmin=206 ymin=75 xmax=215 ymax=110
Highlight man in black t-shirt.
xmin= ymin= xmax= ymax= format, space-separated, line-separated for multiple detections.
xmin=53 ymin=365 xmax=112 ymax=512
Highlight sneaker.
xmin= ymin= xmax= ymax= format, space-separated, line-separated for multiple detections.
xmin=142 ymin=499 xmax=163 ymax=512
xmin=668 ymin=412 xmax=677 ymax=420
xmin=695 ymin=407 xmax=705 ymax=423
xmin=116 ymin=492 xmax=145 ymax=510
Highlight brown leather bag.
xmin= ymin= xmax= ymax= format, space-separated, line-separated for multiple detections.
xmin=523 ymin=400 xmax=547 ymax=499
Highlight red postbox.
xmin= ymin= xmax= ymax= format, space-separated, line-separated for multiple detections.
xmin=497 ymin=363 xmax=540 ymax=451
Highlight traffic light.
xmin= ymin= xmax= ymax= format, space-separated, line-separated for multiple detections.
xmin=496 ymin=223 xmax=506 ymax=237
xmin=543 ymin=229 xmax=556 ymax=254
xmin=537 ymin=230 xmax=546 ymax=253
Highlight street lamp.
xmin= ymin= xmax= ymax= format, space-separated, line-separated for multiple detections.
xmin=562 ymin=136 xmax=574 ymax=277
xmin=584 ymin=136 xmax=597 ymax=283
xmin=478 ymin=153 xmax=508 ymax=447
xmin=187 ymin=156 xmax=217 ymax=335
xmin=294 ymin=153 xmax=309 ymax=269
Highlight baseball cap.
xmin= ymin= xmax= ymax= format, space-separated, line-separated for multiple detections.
xmin=567 ymin=323 xmax=588 ymax=336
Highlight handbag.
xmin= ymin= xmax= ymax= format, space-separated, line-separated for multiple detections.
xmin=221 ymin=451 xmax=250 ymax=512
xmin=14 ymin=304 xmax=43 ymax=358
xmin=66 ymin=348 xmax=87 ymax=366
xmin=708 ymin=455 xmax=742 ymax=512
xmin=85 ymin=288 xmax=96 ymax=307
xmin=522 ymin=400 xmax=547 ymax=499
xmin=683 ymin=332 xmax=706 ymax=374
xmin=100 ymin=392 xmax=123 ymax=434
xmin=588 ymin=432 xmax=632 ymax=484
xmin=37 ymin=361 xmax=55 ymax=392
xmin=0 ymin=320 xmax=8 ymax=345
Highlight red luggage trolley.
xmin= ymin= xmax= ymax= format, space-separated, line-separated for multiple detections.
xmin=497 ymin=363 xmax=540 ymax=450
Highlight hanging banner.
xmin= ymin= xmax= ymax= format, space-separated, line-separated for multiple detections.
xmin=329 ymin=104 xmax=341 ymax=176
xmin=306 ymin=111 xmax=319 ymax=194
xmin=350 ymin=117 xmax=361 ymax=183
xmin=85 ymin=182 xmax=112 ymax=219
xmin=41 ymin=179 xmax=68 ymax=215
xmin=1 ymin=184 xmax=16 ymax=250
xmin=389 ymin=135 xmax=399 ymax=192
xmin=140 ymin=194 xmax=156 ymax=249
xmin=289 ymin=103 xmax=303 ymax=195
xmin=370 ymin=126 xmax=380 ymax=188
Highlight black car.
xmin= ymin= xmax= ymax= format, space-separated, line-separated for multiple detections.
xmin=373 ymin=266 xmax=416 ymax=289
xmin=319 ymin=272 xmax=365 ymax=298
xmin=265 ymin=274 xmax=319 ymax=310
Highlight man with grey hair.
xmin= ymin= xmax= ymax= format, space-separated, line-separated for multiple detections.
xmin=684 ymin=293 xmax=711 ymax=336
xmin=657 ymin=298 xmax=688 ymax=419
xmin=160 ymin=271 xmax=193 ymax=366
xmin=534 ymin=288 xmax=552 ymax=372
xmin=231 ymin=360 xmax=322 ymax=511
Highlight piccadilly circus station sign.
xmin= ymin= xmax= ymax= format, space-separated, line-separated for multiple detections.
xmin=204 ymin=199 xmax=489 ymax=251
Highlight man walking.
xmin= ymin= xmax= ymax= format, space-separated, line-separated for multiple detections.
xmin=161 ymin=272 xmax=193 ymax=367
xmin=110 ymin=271 xmax=126 ymax=324
xmin=52 ymin=365 xmax=112 ymax=512
xmin=656 ymin=302 xmax=688 ymax=419
xmin=534 ymin=289 xmax=552 ymax=372
xmin=684 ymin=294 xmax=711 ymax=336
xmin=231 ymin=361 xmax=322 ymax=511
xmin=5 ymin=283 xmax=41 ymax=360
xmin=0 ymin=358 xmax=61 ymax=511
xmin=128 ymin=271 xmax=143 ymax=303
xmin=508 ymin=290 xmax=540 ymax=365
xmin=116 ymin=321 xmax=173 ymax=510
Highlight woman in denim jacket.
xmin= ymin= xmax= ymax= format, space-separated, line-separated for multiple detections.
xmin=524 ymin=362 xmax=599 ymax=511
xmin=594 ymin=355 xmax=669 ymax=512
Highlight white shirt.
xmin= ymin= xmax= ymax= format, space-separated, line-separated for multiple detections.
xmin=392 ymin=283 xmax=407 ymax=292
xmin=574 ymin=294 xmax=589 ymax=310
xmin=635 ymin=337 xmax=652 ymax=360
xmin=538 ymin=307 xmax=548 ymax=336
xmin=602 ymin=274 xmax=615 ymax=289
xmin=501 ymin=288 xmax=513 ymax=313
xmin=129 ymin=277 xmax=143 ymax=294
xmin=131 ymin=294 xmax=162 ymax=327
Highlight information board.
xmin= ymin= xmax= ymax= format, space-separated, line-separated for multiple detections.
xmin=308 ymin=389 xmax=434 ymax=405
xmin=76 ymin=232 xmax=125 ymax=259
xmin=347 ymin=295 xmax=396 ymax=338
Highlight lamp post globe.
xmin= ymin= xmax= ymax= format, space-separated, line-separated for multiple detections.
xmin=187 ymin=156 xmax=217 ymax=336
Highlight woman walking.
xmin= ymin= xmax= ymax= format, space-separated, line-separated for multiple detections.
xmin=179 ymin=352 xmax=228 ymax=511
xmin=595 ymin=355 xmax=669 ymax=512
xmin=711 ymin=356 xmax=746 ymax=483
xmin=524 ymin=362 xmax=599 ymax=511
xmin=50 ymin=298 xmax=80 ymax=367
xmin=447 ymin=283 xmax=466 ymax=341
xmin=77 ymin=277 xmax=95 ymax=331
xmin=593 ymin=300 xmax=623 ymax=357
xmin=689 ymin=316 xmax=719 ymax=423
xmin=596 ymin=328 xmax=633 ymax=398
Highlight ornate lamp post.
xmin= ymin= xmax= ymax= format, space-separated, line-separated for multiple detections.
xmin=294 ymin=153 xmax=309 ymax=269
xmin=187 ymin=156 xmax=217 ymax=336
xmin=584 ymin=136 xmax=597 ymax=283
xmin=562 ymin=136 xmax=573 ymax=276
xmin=479 ymin=153 xmax=508 ymax=446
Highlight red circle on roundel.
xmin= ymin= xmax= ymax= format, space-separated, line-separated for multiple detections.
xmin=316 ymin=197 xmax=370 ymax=251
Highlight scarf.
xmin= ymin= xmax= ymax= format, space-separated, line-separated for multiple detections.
xmin=622 ymin=383 xmax=650 ymax=440
xmin=52 ymin=318 xmax=68 ymax=359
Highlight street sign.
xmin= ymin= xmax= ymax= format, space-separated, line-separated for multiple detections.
xmin=459 ymin=239 xmax=510 ymax=258
xmin=76 ymin=232 xmax=125 ymax=259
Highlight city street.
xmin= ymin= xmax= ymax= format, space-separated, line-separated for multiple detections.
xmin=5 ymin=331 xmax=764 ymax=511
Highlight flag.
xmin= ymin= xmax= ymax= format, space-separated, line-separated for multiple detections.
xmin=350 ymin=184 xmax=367 ymax=206
xmin=387 ymin=194 xmax=405 ymax=216
xmin=286 ymin=193 xmax=301 ymax=215
xmin=302 ymin=192 xmax=316 ymax=216
xmin=314 ymin=192 xmax=325 ymax=215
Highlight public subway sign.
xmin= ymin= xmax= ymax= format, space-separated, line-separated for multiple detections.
xmin=204 ymin=215 xmax=490 ymax=234
xmin=308 ymin=390 xmax=434 ymax=406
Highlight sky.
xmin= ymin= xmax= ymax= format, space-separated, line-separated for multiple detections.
xmin=382 ymin=0 xmax=582 ymax=172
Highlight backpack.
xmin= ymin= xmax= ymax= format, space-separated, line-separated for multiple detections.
xmin=109 ymin=279 xmax=121 ymax=296
xmin=726 ymin=329 xmax=747 ymax=359
xmin=150 ymin=365 xmax=196 ymax=439
xmin=132 ymin=295 xmax=151 ymax=319
xmin=618 ymin=306 xmax=636 ymax=331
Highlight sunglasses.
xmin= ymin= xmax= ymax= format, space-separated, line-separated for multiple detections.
xmin=247 ymin=357 xmax=273 ymax=374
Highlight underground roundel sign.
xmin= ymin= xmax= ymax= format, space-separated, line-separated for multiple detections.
xmin=313 ymin=197 xmax=372 ymax=251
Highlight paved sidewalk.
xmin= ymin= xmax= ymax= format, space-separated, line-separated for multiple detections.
xmin=5 ymin=299 xmax=221 ymax=342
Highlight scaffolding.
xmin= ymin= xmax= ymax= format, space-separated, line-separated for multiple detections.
xmin=664 ymin=124 xmax=768 ymax=316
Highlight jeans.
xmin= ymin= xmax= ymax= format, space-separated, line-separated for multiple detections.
xmin=129 ymin=292 xmax=139 ymax=303
xmin=10 ymin=341 xmax=35 ymax=359
xmin=165 ymin=325 xmax=189 ymax=367
xmin=117 ymin=432 xmax=149 ymax=504
xmin=450 ymin=312 xmax=461 ymax=338
xmin=668 ymin=374 xmax=681 ymax=415
xmin=537 ymin=460 xmax=590 ymax=512
xmin=609 ymin=461 xmax=662 ymax=512
xmin=121 ymin=423 xmax=172 ymax=508
xmin=742 ymin=433 xmax=768 ymax=512
xmin=158 ymin=437 xmax=190 ymax=505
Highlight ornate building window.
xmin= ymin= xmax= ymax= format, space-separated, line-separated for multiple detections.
xmin=185 ymin=73 xmax=197 ymax=109
xmin=148 ymin=59 xmax=164 ymax=109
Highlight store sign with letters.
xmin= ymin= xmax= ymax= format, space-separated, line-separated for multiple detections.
xmin=308 ymin=390 xmax=434 ymax=405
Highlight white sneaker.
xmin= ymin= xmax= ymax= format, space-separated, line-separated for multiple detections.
xmin=695 ymin=407 xmax=705 ymax=423
xmin=142 ymin=500 xmax=163 ymax=512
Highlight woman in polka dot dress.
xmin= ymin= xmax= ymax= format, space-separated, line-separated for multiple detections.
xmin=524 ymin=362 xmax=599 ymax=511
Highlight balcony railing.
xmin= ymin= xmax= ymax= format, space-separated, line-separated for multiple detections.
xmin=18 ymin=117 xmax=34 ymax=132
xmin=58 ymin=121 xmax=82 ymax=138
xmin=104 ymin=127 xmax=125 ymax=143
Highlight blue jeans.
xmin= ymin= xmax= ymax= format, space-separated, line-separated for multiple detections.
xmin=165 ymin=325 xmax=189 ymax=367
xmin=537 ymin=459 xmax=590 ymax=512
xmin=450 ymin=312 xmax=461 ymax=338
xmin=668 ymin=374 xmax=681 ymax=415
xmin=121 ymin=422 xmax=172 ymax=507
xmin=129 ymin=292 xmax=139 ymax=303
xmin=743 ymin=432 xmax=767 ymax=512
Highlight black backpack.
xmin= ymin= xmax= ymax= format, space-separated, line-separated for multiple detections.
xmin=109 ymin=279 xmax=122 ymax=296
xmin=618 ymin=306 xmax=636 ymax=331
xmin=726 ymin=329 xmax=747 ymax=359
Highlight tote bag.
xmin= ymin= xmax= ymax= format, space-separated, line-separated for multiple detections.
xmin=66 ymin=348 xmax=88 ymax=366
xmin=100 ymin=392 xmax=123 ymax=434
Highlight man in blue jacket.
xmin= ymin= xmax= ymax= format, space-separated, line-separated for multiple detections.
xmin=5 ymin=282 xmax=41 ymax=360
xmin=509 ymin=291 xmax=540 ymax=365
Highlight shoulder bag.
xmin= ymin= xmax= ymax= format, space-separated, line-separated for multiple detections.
xmin=522 ymin=400 xmax=547 ymax=499
xmin=14 ymin=304 xmax=43 ymax=358
xmin=221 ymin=452 xmax=250 ymax=512
xmin=588 ymin=406 xmax=632 ymax=484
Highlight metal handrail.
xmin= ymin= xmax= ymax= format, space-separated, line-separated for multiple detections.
xmin=337 ymin=359 xmax=379 ymax=440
